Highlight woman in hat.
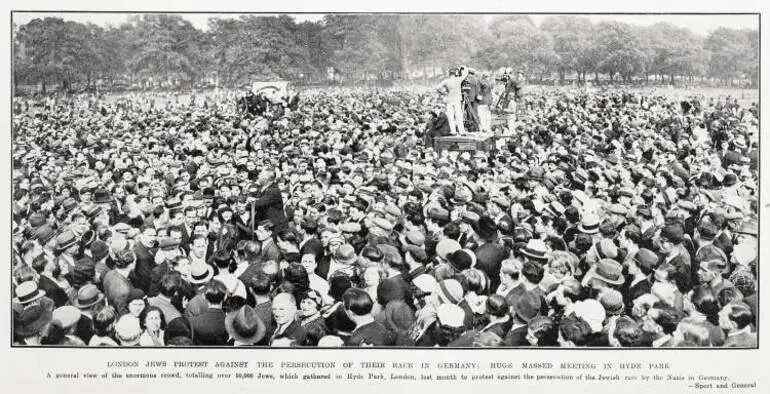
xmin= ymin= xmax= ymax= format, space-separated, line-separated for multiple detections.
xmin=138 ymin=306 xmax=166 ymax=346
xmin=297 ymin=289 xmax=329 ymax=335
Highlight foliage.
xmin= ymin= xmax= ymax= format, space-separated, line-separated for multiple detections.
xmin=13 ymin=14 xmax=758 ymax=90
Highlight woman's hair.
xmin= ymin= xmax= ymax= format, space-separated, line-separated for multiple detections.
xmin=40 ymin=321 xmax=67 ymax=345
xmin=139 ymin=306 xmax=167 ymax=331
xmin=613 ymin=318 xmax=644 ymax=347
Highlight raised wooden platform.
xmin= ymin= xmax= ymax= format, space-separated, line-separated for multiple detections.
xmin=433 ymin=134 xmax=497 ymax=153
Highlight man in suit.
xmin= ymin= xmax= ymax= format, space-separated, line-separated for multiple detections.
xmin=720 ymin=303 xmax=756 ymax=347
xmin=255 ymin=220 xmax=282 ymax=264
xmin=132 ymin=226 xmax=157 ymax=293
xmin=189 ymin=280 xmax=229 ymax=346
xmin=269 ymin=293 xmax=306 ymax=345
xmin=250 ymin=169 xmax=287 ymax=231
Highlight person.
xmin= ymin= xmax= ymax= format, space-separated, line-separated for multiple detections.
xmin=138 ymin=306 xmax=166 ymax=346
xmin=477 ymin=73 xmax=495 ymax=133
xmin=436 ymin=66 xmax=470 ymax=135
xmin=189 ymin=280 xmax=229 ymax=346
xmin=719 ymin=302 xmax=756 ymax=347
xmin=344 ymin=288 xmax=394 ymax=346
xmin=10 ymin=72 xmax=759 ymax=349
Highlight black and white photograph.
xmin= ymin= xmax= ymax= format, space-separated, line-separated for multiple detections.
xmin=10 ymin=10 xmax=759 ymax=350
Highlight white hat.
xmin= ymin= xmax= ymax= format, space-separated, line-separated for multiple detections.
xmin=573 ymin=299 xmax=606 ymax=333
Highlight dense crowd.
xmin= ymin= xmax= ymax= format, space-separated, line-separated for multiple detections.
xmin=11 ymin=83 xmax=759 ymax=347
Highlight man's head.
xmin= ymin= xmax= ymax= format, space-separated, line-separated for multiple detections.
xmin=718 ymin=302 xmax=754 ymax=332
xmin=272 ymin=292 xmax=297 ymax=325
xmin=342 ymin=288 xmax=374 ymax=319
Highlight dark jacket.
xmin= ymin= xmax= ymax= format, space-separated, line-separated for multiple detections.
xmin=251 ymin=183 xmax=287 ymax=231
xmin=38 ymin=275 xmax=69 ymax=308
xmin=474 ymin=242 xmax=508 ymax=293
xmin=189 ymin=308 xmax=228 ymax=346
xmin=133 ymin=243 xmax=156 ymax=293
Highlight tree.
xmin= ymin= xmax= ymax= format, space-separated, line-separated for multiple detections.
xmin=540 ymin=16 xmax=594 ymax=83
xmin=125 ymin=14 xmax=206 ymax=85
xmin=594 ymin=21 xmax=644 ymax=82
xmin=16 ymin=17 xmax=100 ymax=91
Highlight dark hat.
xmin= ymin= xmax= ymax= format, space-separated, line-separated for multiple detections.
xmin=660 ymin=223 xmax=684 ymax=244
xmin=225 ymin=305 xmax=267 ymax=345
xmin=61 ymin=198 xmax=79 ymax=213
xmin=73 ymin=284 xmax=105 ymax=309
xmin=404 ymin=244 xmax=428 ymax=263
xmin=157 ymin=237 xmax=180 ymax=251
xmin=427 ymin=206 xmax=450 ymax=222
xmin=33 ymin=225 xmax=57 ymax=245
xmin=632 ymin=248 xmax=659 ymax=272
xmin=598 ymin=219 xmax=617 ymax=237
xmin=381 ymin=300 xmax=416 ymax=334
xmin=14 ymin=303 xmax=53 ymax=337
xmin=361 ymin=246 xmax=383 ymax=262
xmin=512 ymin=291 xmax=541 ymax=323
xmin=90 ymin=240 xmax=109 ymax=262
xmin=697 ymin=219 xmax=718 ymax=239
xmin=448 ymin=249 xmax=473 ymax=272
xmin=473 ymin=215 xmax=499 ymax=240
xmin=585 ymin=259 xmax=624 ymax=285
xmin=28 ymin=213 xmax=47 ymax=229
xmin=93 ymin=188 xmax=113 ymax=204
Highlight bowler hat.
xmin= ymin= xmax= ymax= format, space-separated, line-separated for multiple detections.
xmin=73 ymin=284 xmax=105 ymax=309
xmin=585 ymin=259 xmax=624 ymax=285
xmin=512 ymin=292 xmax=541 ymax=323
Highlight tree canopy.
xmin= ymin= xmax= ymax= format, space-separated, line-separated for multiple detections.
xmin=13 ymin=14 xmax=759 ymax=89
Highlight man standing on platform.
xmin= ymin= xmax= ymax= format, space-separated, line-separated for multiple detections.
xmin=478 ymin=73 xmax=495 ymax=133
xmin=437 ymin=66 xmax=470 ymax=135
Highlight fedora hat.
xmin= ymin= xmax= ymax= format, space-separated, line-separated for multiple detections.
xmin=520 ymin=239 xmax=549 ymax=262
xmin=73 ymin=284 xmax=105 ymax=309
xmin=585 ymin=259 xmax=625 ymax=286
xmin=225 ymin=305 xmax=267 ymax=345
xmin=13 ymin=281 xmax=46 ymax=305
xmin=188 ymin=262 xmax=214 ymax=285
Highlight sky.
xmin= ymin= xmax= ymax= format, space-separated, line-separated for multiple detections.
xmin=12 ymin=12 xmax=758 ymax=35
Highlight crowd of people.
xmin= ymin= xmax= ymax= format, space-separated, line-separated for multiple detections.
xmin=11 ymin=81 xmax=759 ymax=347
